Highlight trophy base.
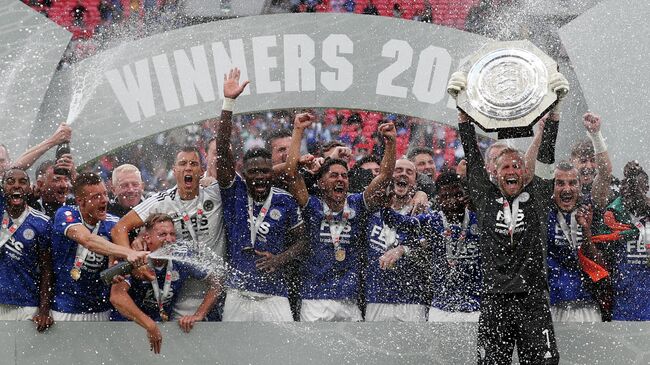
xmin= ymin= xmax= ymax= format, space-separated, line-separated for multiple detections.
xmin=497 ymin=127 xmax=534 ymax=139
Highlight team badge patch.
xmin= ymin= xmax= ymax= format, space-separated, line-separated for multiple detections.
xmin=470 ymin=224 xmax=479 ymax=236
xmin=64 ymin=211 xmax=74 ymax=222
xmin=23 ymin=228 xmax=35 ymax=240
xmin=270 ymin=209 xmax=282 ymax=220
xmin=518 ymin=192 xmax=530 ymax=202
xmin=204 ymin=200 xmax=214 ymax=212
xmin=348 ymin=209 xmax=356 ymax=220
xmin=170 ymin=270 xmax=180 ymax=281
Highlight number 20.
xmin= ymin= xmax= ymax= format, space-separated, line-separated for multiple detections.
xmin=376 ymin=40 xmax=452 ymax=104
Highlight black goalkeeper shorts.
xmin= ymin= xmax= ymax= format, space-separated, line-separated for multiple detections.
xmin=477 ymin=291 xmax=559 ymax=365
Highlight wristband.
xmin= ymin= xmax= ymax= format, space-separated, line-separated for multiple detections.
xmin=222 ymin=98 xmax=235 ymax=112
xmin=587 ymin=130 xmax=607 ymax=154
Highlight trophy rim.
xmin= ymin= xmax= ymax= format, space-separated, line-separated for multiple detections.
xmin=457 ymin=40 xmax=559 ymax=131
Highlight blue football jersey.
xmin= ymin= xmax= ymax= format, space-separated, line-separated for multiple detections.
xmin=220 ymin=175 xmax=302 ymax=296
xmin=546 ymin=209 xmax=594 ymax=305
xmin=0 ymin=207 xmax=50 ymax=307
xmin=419 ymin=210 xmax=481 ymax=312
xmin=113 ymin=261 xmax=207 ymax=321
xmin=301 ymin=193 xmax=367 ymax=300
xmin=48 ymin=206 xmax=118 ymax=313
xmin=365 ymin=208 xmax=425 ymax=305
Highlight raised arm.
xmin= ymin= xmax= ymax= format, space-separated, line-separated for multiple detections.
xmin=67 ymin=224 xmax=148 ymax=264
xmin=523 ymin=120 xmax=544 ymax=184
xmin=364 ymin=122 xmax=396 ymax=209
xmin=582 ymin=112 xmax=613 ymax=208
xmin=215 ymin=68 xmax=250 ymax=187
xmin=12 ymin=123 xmax=71 ymax=171
xmin=111 ymin=210 xmax=145 ymax=248
xmin=285 ymin=113 xmax=315 ymax=207
xmin=535 ymin=72 xmax=568 ymax=180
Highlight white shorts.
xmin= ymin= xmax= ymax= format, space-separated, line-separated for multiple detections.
xmin=51 ymin=310 xmax=111 ymax=321
xmin=0 ymin=304 xmax=38 ymax=320
xmin=300 ymin=299 xmax=362 ymax=322
xmin=551 ymin=301 xmax=601 ymax=322
xmin=427 ymin=307 xmax=480 ymax=322
xmin=222 ymin=289 xmax=293 ymax=322
xmin=365 ymin=303 xmax=427 ymax=322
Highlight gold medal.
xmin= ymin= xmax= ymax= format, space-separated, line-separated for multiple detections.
xmin=70 ymin=268 xmax=81 ymax=281
xmin=335 ymin=248 xmax=346 ymax=262
xmin=160 ymin=311 xmax=169 ymax=322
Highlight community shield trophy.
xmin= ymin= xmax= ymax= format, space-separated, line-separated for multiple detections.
xmin=455 ymin=40 xmax=558 ymax=139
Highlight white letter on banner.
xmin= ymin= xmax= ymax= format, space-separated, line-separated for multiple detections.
xmin=252 ymin=36 xmax=281 ymax=94
xmin=283 ymin=34 xmax=316 ymax=92
xmin=376 ymin=40 xmax=413 ymax=98
xmin=211 ymin=40 xmax=251 ymax=100
xmin=152 ymin=54 xmax=181 ymax=112
xmin=321 ymin=34 xmax=353 ymax=92
xmin=413 ymin=46 xmax=452 ymax=104
xmin=173 ymin=45 xmax=216 ymax=107
xmin=105 ymin=59 xmax=156 ymax=123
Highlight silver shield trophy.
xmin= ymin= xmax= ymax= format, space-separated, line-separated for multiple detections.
xmin=455 ymin=40 xmax=558 ymax=139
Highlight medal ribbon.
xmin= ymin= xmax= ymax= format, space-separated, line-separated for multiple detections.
xmin=149 ymin=259 xmax=173 ymax=320
xmin=180 ymin=189 xmax=205 ymax=245
xmin=323 ymin=200 xmax=351 ymax=252
xmin=72 ymin=214 xmax=100 ymax=273
xmin=441 ymin=208 xmax=470 ymax=264
xmin=247 ymin=190 xmax=274 ymax=248
xmin=502 ymin=195 xmax=524 ymax=245
xmin=0 ymin=209 xmax=29 ymax=250
xmin=557 ymin=211 xmax=579 ymax=248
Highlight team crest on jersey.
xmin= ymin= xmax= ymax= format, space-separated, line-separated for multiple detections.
xmin=22 ymin=228 xmax=35 ymax=240
xmin=347 ymin=209 xmax=357 ymax=220
xmin=204 ymin=200 xmax=214 ymax=212
xmin=518 ymin=192 xmax=530 ymax=202
xmin=270 ymin=209 xmax=282 ymax=220
xmin=64 ymin=211 xmax=73 ymax=222
xmin=470 ymin=223 xmax=479 ymax=235
xmin=170 ymin=270 xmax=180 ymax=281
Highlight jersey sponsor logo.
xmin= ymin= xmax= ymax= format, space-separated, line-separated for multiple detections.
xmin=247 ymin=216 xmax=271 ymax=243
xmin=368 ymin=224 xmax=398 ymax=252
xmin=553 ymin=223 xmax=583 ymax=248
xmin=4 ymin=238 xmax=24 ymax=260
xmin=625 ymin=239 xmax=648 ymax=265
xmin=83 ymin=251 xmax=107 ymax=270
xmin=446 ymin=238 xmax=479 ymax=260
xmin=494 ymin=209 xmax=525 ymax=236
xmin=22 ymin=228 xmax=35 ymax=240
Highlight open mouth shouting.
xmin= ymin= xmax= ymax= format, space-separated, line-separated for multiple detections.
xmin=183 ymin=174 xmax=194 ymax=188
xmin=8 ymin=191 xmax=25 ymax=207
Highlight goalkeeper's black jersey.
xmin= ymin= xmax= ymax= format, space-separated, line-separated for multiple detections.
xmin=459 ymin=121 xmax=557 ymax=294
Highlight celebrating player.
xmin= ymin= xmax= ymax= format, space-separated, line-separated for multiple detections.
xmin=285 ymin=112 xmax=396 ymax=322
xmin=0 ymin=168 xmax=53 ymax=331
xmin=111 ymin=213 xmax=220 ymax=354
xmin=49 ymin=173 xmax=148 ymax=321
xmin=215 ymin=68 xmax=306 ymax=321
xmin=449 ymin=70 xmax=568 ymax=364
